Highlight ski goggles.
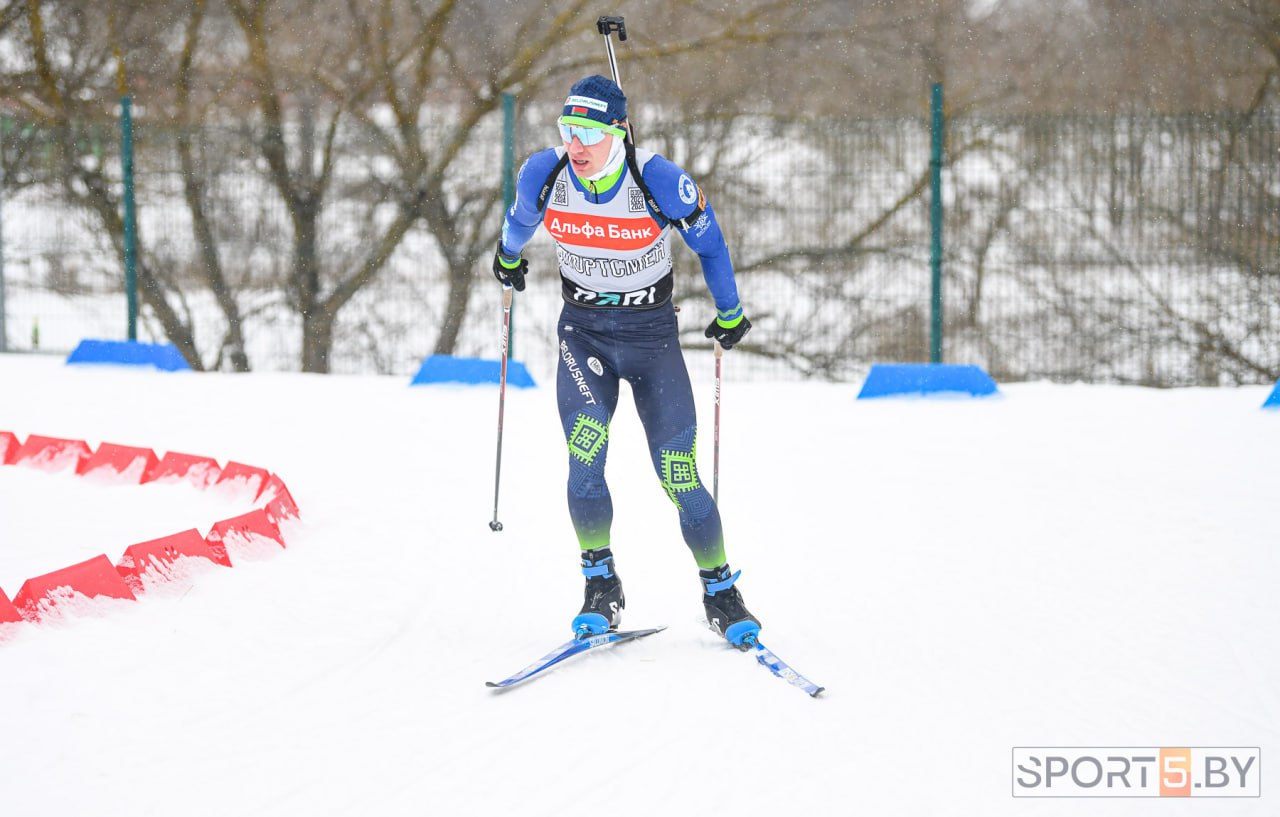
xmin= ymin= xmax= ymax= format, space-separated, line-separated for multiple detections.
xmin=558 ymin=116 xmax=625 ymax=146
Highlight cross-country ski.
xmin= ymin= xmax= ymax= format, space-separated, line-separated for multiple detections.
xmin=745 ymin=636 xmax=825 ymax=697
xmin=486 ymin=627 xmax=666 ymax=689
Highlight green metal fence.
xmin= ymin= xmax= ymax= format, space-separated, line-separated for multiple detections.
xmin=941 ymin=112 xmax=1279 ymax=386
xmin=644 ymin=109 xmax=1280 ymax=386
xmin=2 ymin=108 xmax=1276 ymax=386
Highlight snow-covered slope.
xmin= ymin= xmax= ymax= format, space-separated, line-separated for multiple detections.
xmin=1 ymin=353 xmax=1276 ymax=815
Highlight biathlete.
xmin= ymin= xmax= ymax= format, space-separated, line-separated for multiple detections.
xmin=492 ymin=75 xmax=760 ymax=647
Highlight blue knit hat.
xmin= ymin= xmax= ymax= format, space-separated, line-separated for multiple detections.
xmin=561 ymin=75 xmax=627 ymax=128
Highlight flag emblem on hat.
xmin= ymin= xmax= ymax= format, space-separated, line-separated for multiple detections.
xmin=571 ymin=106 xmax=589 ymax=116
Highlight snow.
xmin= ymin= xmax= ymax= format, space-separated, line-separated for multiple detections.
xmin=1 ymin=351 xmax=1277 ymax=815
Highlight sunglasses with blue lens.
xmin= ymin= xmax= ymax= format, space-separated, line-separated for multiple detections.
xmin=558 ymin=122 xmax=610 ymax=146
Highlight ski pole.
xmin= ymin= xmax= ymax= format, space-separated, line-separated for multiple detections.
xmin=597 ymin=16 xmax=627 ymax=89
xmin=713 ymin=342 xmax=723 ymax=503
xmin=489 ymin=285 xmax=514 ymax=531
xmin=597 ymin=17 xmax=635 ymax=142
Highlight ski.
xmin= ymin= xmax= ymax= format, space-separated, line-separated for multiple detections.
xmin=486 ymin=626 xmax=665 ymax=689
xmin=744 ymin=636 xmax=824 ymax=697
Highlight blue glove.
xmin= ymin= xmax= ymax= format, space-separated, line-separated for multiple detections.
xmin=705 ymin=313 xmax=751 ymax=350
xmin=492 ymin=241 xmax=527 ymax=291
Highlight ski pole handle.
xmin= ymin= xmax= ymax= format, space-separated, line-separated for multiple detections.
xmin=597 ymin=16 xmax=627 ymax=40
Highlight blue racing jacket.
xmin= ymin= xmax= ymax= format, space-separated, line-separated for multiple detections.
xmin=501 ymin=145 xmax=743 ymax=324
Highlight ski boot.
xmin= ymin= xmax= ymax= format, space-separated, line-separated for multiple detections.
xmin=571 ymin=547 xmax=624 ymax=638
xmin=700 ymin=563 xmax=761 ymax=649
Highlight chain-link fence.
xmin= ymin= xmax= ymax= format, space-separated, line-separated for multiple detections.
xmin=2 ymin=109 xmax=1276 ymax=386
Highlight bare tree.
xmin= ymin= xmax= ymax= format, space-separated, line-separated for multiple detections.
xmin=4 ymin=0 xmax=213 ymax=368
xmin=176 ymin=0 xmax=810 ymax=372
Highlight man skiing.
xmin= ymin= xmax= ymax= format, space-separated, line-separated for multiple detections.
xmin=492 ymin=74 xmax=761 ymax=647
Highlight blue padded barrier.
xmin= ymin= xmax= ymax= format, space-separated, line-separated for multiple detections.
xmin=65 ymin=340 xmax=191 ymax=372
xmin=856 ymin=363 xmax=999 ymax=400
xmin=1263 ymin=381 xmax=1280 ymax=410
xmin=409 ymin=354 xmax=536 ymax=388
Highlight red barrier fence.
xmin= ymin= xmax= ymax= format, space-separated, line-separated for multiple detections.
xmin=0 ymin=430 xmax=301 ymax=636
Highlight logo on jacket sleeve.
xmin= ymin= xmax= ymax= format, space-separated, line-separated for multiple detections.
xmin=678 ymin=174 xmax=698 ymax=205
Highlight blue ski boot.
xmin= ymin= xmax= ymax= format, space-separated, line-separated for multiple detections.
xmin=571 ymin=548 xmax=624 ymax=637
xmin=700 ymin=564 xmax=761 ymax=648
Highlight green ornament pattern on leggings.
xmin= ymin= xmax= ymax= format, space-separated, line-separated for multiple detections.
xmin=659 ymin=446 xmax=700 ymax=510
xmin=568 ymin=413 xmax=609 ymax=466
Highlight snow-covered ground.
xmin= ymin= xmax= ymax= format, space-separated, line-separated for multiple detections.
xmin=0 ymin=351 xmax=1276 ymax=815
